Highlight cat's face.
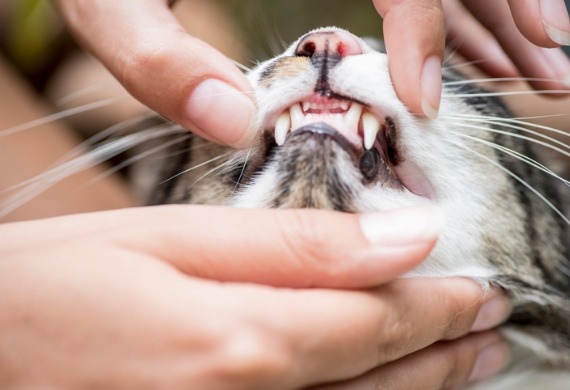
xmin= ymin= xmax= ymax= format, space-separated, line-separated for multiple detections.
xmin=176 ymin=27 xmax=566 ymax=283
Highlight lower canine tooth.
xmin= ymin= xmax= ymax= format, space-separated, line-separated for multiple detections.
xmin=275 ymin=112 xmax=291 ymax=146
xmin=362 ymin=112 xmax=381 ymax=150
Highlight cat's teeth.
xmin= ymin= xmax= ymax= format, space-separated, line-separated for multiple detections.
xmin=290 ymin=103 xmax=304 ymax=129
xmin=302 ymin=101 xmax=311 ymax=112
xmin=345 ymin=103 xmax=363 ymax=130
xmin=362 ymin=112 xmax=380 ymax=150
xmin=274 ymin=111 xmax=291 ymax=146
xmin=340 ymin=101 xmax=349 ymax=111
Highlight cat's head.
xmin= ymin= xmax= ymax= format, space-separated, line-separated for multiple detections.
xmin=157 ymin=27 xmax=568 ymax=284
xmin=145 ymin=26 xmax=570 ymax=366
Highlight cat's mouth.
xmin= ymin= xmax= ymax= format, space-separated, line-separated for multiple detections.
xmin=267 ymin=95 xmax=402 ymax=182
xmin=259 ymin=95 xmax=434 ymax=199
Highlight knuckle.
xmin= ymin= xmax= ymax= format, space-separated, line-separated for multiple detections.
xmin=212 ymin=326 xmax=292 ymax=385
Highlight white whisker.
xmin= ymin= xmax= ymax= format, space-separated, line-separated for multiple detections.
xmin=85 ymin=135 xmax=191 ymax=190
xmin=443 ymin=77 xmax=568 ymax=86
xmin=160 ymin=152 xmax=232 ymax=184
xmin=0 ymin=125 xmax=185 ymax=218
xmin=441 ymin=113 xmax=570 ymax=139
xmin=233 ymin=147 xmax=252 ymax=191
xmin=444 ymin=121 xmax=570 ymax=159
xmin=450 ymin=140 xmax=570 ymax=227
xmin=442 ymin=90 xmax=570 ymax=98
xmin=186 ymin=159 xmax=236 ymax=190
xmin=55 ymin=81 xmax=117 ymax=106
xmin=449 ymin=130 xmax=570 ymax=187
xmin=0 ymin=97 xmax=123 ymax=139
xmin=232 ymin=60 xmax=252 ymax=72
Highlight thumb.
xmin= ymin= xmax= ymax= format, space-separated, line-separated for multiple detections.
xmin=115 ymin=205 xmax=445 ymax=289
xmin=56 ymin=0 xmax=256 ymax=148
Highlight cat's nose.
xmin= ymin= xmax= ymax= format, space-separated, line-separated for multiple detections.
xmin=295 ymin=30 xmax=362 ymax=58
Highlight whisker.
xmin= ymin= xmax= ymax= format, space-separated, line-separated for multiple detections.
xmin=56 ymin=111 xmax=160 ymax=167
xmin=450 ymin=140 xmax=570 ymax=227
xmin=233 ymin=147 xmax=252 ymax=191
xmin=232 ymin=59 xmax=252 ymax=72
xmin=442 ymin=90 xmax=570 ymax=98
xmin=0 ymin=97 xmax=123 ymax=139
xmin=442 ymin=57 xmax=507 ymax=71
xmin=55 ymin=83 xmax=112 ymax=106
xmin=84 ymin=135 xmax=192 ymax=190
xmin=442 ymin=121 xmax=570 ymax=159
xmin=443 ymin=77 xmax=568 ymax=86
xmin=186 ymin=159 xmax=236 ymax=190
xmin=441 ymin=113 xmax=570 ymax=139
xmin=160 ymin=152 xmax=232 ymax=184
xmin=0 ymin=125 xmax=185 ymax=218
xmin=448 ymin=130 xmax=570 ymax=187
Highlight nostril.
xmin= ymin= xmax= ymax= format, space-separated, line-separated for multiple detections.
xmin=298 ymin=41 xmax=316 ymax=57
xmin=294 ymin=30 xmax=362 ymax=58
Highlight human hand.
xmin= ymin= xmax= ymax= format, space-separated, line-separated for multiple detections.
xmin=0 ymin=205 xmax=510 ymax=389
xmin=54 ymin=1 xmax=256 ymax=149
xmin=373 ymin=0 xmax=570 ymax=118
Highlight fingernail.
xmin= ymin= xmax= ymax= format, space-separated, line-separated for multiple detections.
xmin=540 ymin=0 xmax=570 ymax=46
xmin=470 ymin=293 xmax=512 ymax=332
xmin=469 ymin=340 xmax=510 ymax=382
xmin=420 ymin=56 xmax=442 ymax=119
xmin=185 ymin=79 xmax=256 ymax=148
xmin=359 ymin=206 xmax=445 ymax=246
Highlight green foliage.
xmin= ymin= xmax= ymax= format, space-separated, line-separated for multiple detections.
xmin=225 ymin=0 xmax=383 ymax=60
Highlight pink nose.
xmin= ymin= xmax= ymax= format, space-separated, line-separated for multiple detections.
xmin=295 ymin=30 xmax=362 ymax=58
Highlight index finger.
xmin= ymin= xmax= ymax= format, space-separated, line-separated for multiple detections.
xmin=55 ymin=0 xmax=256 ymax=148
xmin=373 ymin=0 xmax=445 ymax=118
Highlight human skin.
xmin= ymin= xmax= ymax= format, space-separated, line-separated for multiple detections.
xmin=55 ymin=0 xmax=570 ymax=147
xmin=0 ymin=205 xmax=511 ymax=389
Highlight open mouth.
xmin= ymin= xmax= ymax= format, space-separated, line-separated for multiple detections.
xmin=269 ymin=95 xmax=400 ymax=182
xmin=273 ymin=96 xmax=382 ymax=150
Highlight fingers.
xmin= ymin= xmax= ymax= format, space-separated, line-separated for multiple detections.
xmin=250 ymin=278 xmax=510 ymax=387
xmin=461 ymin=0 xmax=570 ymax=92
xmin=443 ymin=0 xmax=518 ymax=78
xmin=8 ymin=205 xmax=441 ymax=288
xmin=507 ymin=0 xmax=570 ymax=47
xmin=373 ymin=0 xmax=445 ymax=118
xmin=55 ymin=1 xmax=256 ymax=148
xmin=310 ymin=331 xmax=510 ymax=389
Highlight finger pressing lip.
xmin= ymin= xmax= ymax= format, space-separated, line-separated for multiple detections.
xmin=372 ymin=0 xmax=445 ymax=117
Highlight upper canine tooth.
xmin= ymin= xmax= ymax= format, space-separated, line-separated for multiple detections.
xmin=290 ymin=103 xmax=304 ymax=129
xmin=362 ymin=112 xmax=381 ymax=150
xmin=302 ymin=101 xmax=311 ymax=112
xmin=340 ymin=101 xmax=349 ymax=111
xmin=345 ymin=103 xmax=363 ymax=129
xmin=274 ymin=111 xmax=291 ymax=146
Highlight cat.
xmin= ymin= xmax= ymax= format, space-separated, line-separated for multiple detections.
xmin=133 ymin=27 xmax=570 ymax=389
xmin=2 ymin=26 xmax=569 ymax=388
